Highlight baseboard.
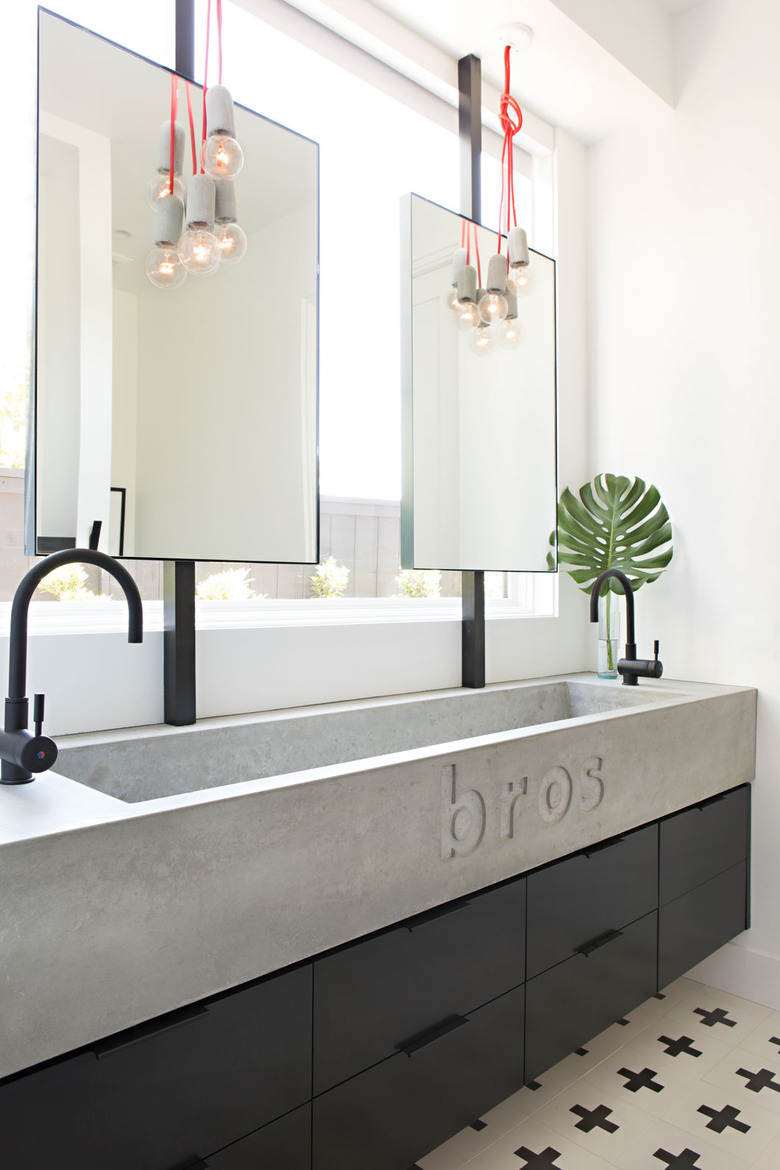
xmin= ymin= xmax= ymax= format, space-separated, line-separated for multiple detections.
xmin=686 ymin=940 xmax=780 ymax=1010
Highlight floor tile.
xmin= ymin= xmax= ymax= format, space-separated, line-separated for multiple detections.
xmin=611 ymin=1119 xmax=751 ymax=1169
xmin=533 ymin=1078 xmax=655 ymax=1159
xmin=587 ymin=1049 xmax=701 ymax=1119
xmin=656 ymin=977 xmax=706 ymax=1009
xmin=663 ymin=1079 xmax=780 ymax=1161
xmin=662 ymin=989 xmax=772 ymax=1048
xmin=419 ymin=1123 xmax=495 ymax=1170
xmin=752 ymin=1126 xmax=780 ymax=1167
xmin=612 ymin=1023 xmax=734 ymax=1080
xmin=739 ymin=1009 xmax=780 ymax=1063
xmin=462 ymin=1116 xmax=618 ymax=1169
xmin=702 ymin=1047 xmax=780 ymax=1117
xmin=478 ymin=1052 xmax=592 ymax=1135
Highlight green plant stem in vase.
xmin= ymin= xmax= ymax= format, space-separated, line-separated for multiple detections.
xmin=597 ymin=587 xmax=621 ymax=678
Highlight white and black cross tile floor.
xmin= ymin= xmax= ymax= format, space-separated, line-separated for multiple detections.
xmin=414 ymin=978 xmax=780 ymax=1170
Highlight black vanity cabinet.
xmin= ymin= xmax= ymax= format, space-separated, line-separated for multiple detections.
xmin=311 ymin=881 xmax=527 ymax=1170
xmin=525 ymin=824 xmax=659 ymax=1080
xmin=659 ymin=785 xmax=751 ymax=988
xmin=0 ymin=963 xmax=313 ymax=1170
xmin=0 ymin=785 xmax=751 ymax=1170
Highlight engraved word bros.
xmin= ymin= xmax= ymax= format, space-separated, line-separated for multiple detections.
xmin=441 ymin=757 xmax=605 ymax=860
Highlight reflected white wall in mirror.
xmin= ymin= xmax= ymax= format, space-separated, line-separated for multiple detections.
xmin=401 ymin=194 xmax=557 ymax=574
xmin=35 ymin=10 xmax=319 ymax=563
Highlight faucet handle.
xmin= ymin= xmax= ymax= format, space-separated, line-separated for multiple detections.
xmin=33 ymin=693 xmax=45 ymax=736
xmin=654 ymin=640 xmax=660 ymax=661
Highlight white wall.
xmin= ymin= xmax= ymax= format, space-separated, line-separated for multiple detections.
xmin=588 ymin=0 xmax=780 ymax=1005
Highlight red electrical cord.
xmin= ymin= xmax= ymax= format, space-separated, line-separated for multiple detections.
xmin=473 ymin=222 xmax=481 ymax=288
xmin=201 ymin=0 xmax=212 ymax=172
xmin=217 ymin=0 xmax=223 ymax=84
xmin=200 ymin=0 xmax=225 ymax=171
xmin=186 ymin=82 xmax=198 ymax=176
xmin=497 ymin=45 xmax=523 ymax=252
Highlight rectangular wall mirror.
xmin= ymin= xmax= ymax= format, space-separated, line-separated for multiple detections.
xmin=401 ymin=193 xmax=557 ymax=573
xmin=33 ymin=9 xmax=319 ymax=563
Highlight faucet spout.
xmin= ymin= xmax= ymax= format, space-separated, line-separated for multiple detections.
xmin=588 ymin=568 xmax=636 ymax=646
xmin=2 ymin=549 xmax=143 ymax=784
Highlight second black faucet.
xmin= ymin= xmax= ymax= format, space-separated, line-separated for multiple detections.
xmin=589 ymin=568 xmax=663 ymax=686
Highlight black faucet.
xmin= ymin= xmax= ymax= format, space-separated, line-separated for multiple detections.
xmin=1 ymin=549 xmax=143 ymax=784
xmin=589 ymin=568 xmax=663 ymax=686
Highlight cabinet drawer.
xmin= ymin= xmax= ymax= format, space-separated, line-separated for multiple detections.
xmin=313 ymin=878 xmax=525 ymax=1094
xmin=525 ymin=911 xmax=658 ymax=1082
xmin=313 ymin=984 xmax=524 ymax=1170
xmin=0 ymin=964 xmax=312 ymax=1170
xmin=202 ymin=1104 xmax=311 ymax=1169
xmin=659 ymin=861 xmax=748 ymax=988
xmin=660 ymin=785 xmax=750 ymax=905
xmin=526 ymin=824 xmax=658 ymax=979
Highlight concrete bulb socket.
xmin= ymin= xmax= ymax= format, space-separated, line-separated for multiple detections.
xmin=155 ymin=120 xmax=185 ymax=176
xmin=154 ymin=193 xmax=184 ymax=247
xmin=487 ymin=252 xmax=509 ymax=293
xmin=457 ymin=264 xmax=478 ymax=303
xmin=206 ymin=84 xmax=237 ymax=138
xmin=215 ymin=178 xmax=238 ymax=224
xmin=186 ymin=174 xmax=217 ymax=230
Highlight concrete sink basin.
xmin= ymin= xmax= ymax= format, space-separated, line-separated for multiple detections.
xmin=53 ymin=677 xmax=680 ymax=804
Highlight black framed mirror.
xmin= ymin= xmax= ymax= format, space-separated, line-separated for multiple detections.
xmin=401 ymin=193 xmax=557 ymax=573
xmin=33 ymin=8 xmax=319 ymax=563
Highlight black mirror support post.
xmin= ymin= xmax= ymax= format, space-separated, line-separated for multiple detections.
xmin=458 ymin=53 xmax=486 ymax=690
xmin=163 ymin=1 xmax=198 ymax=727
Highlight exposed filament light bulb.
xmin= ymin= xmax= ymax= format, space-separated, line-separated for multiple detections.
xmin=203 ymin=86 xmax=244 ymax=179
xmin=216 ymin=222 xmax=248 ymax=264
xmin=146 ymin=193 xmax=186 ymax=289
xmin=469 ymin=324 xmax=495 ymax=356
xmin=180 ymin=174 xmax=221 ymax=275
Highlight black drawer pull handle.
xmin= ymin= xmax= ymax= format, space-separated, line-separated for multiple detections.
xmin=576 ymin=928 xmax=624 ymax=957
xmin=94 ymin=1003 xmax=210 ymax=1058
xmin=583 ymin=836 xmax=625 ymax=858
xmin=406 ymin=899 xmax=471 ymax=931
xmin=398 ymin=1014 xmax=469 ymax=1057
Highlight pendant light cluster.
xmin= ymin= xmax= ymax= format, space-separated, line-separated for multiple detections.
xmin=447 ymin=46 xmax=530 ymax=357
xmin=146 ymin=0 xmax=247 ymax=290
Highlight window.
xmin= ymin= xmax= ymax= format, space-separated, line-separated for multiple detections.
xmin=0 ymin=0 xmax=550 ymax=621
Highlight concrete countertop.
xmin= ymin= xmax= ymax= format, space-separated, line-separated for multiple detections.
xmin=0 ymin=674 xmax=757 ymax=1080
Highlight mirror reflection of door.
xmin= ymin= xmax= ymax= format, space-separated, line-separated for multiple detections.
xmin=402 ymin=194 xmax=557 ymax=574
xmin=35 ymin=11 xmax=319 ymax=564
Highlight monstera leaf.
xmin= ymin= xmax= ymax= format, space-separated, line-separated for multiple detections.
xmin=549 ymin=473 xmax=673 ymax=594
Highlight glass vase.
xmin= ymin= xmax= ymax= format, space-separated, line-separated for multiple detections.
xmin=597 ymin=589 xmax=621 ymax=679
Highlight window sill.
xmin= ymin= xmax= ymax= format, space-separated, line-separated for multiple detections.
xmin=0 ymin=592 xmax=556 ymax=636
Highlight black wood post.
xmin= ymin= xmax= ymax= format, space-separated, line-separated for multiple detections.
xmin=175 ymin=0 xmax=195 ymax=78
xmin=164 ymin=0 xmax=198 ymax=726
xmin=163 ymin=561 xmax=196 ymax=725
xmin=458 ymin=54 xmax=486 ymax=690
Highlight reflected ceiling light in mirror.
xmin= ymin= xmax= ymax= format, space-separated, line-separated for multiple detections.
xmin=453 ymin=44 xmax=531 ymax=349
xmin=146 ymin=192 xmax=187 ymax=288
xmin=146 ymin=76 xmax=188 ymax=288
xmin=144 ymin=0 xmax=248 ymax=289
xmin=180 ymin=173 xmax=221 ymax=275
xmin=214 ymin=179 xmax=248 ymax=264
xmin=147 ymin=118 xmax=185 ymax=208
xmin=203 ymin=84 xmax=244 ymax=179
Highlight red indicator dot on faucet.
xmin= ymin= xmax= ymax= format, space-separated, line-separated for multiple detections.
xmin=37 ymin=751 xmax=46 ymax=760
